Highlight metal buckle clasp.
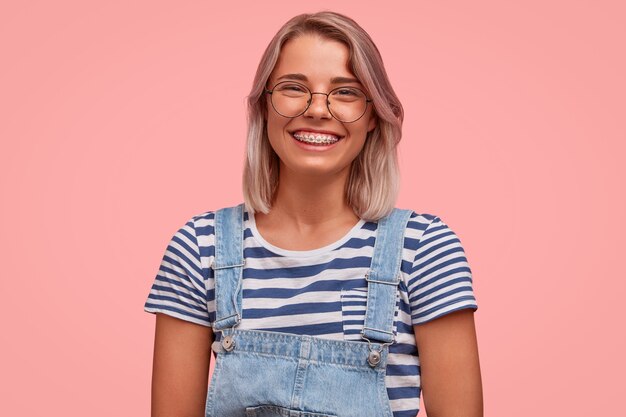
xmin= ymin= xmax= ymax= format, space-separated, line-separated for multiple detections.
xmin=216 ymin=313 xmax=241 ymax=353
xmin=361 ymin=334 xmax=393 ymax=368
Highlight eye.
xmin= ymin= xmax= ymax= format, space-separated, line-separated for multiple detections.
xmin=330 ymin=87 xmax=366 ymax=102
xmin=335 ymin=88 xmax=357 ymax=96
xmin=276 ymin=82 xmax=308 ymax=93
xmin=332 ymin=87 xmax=364 ymax=97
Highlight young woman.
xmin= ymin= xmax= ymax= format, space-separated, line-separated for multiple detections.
xmin=145 ymin=11 xmax=483 ymax=417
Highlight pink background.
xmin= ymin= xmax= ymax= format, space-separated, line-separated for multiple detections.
xmin=1 ymin=1 xmax=624 ymax=415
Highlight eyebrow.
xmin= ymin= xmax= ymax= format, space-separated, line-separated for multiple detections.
xmin=276 ymin=73 xmax=361 ymax=84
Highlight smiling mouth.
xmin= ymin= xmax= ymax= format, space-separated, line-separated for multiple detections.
xmin=291 ymin=131 xmax=342 ymax=145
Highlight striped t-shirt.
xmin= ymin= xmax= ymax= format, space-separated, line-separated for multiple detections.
xmin=144 ymin=206 xmax=478 ymax=417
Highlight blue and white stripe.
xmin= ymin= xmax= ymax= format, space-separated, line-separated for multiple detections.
xmin=144 ymin=207 xmax=477 ymax=417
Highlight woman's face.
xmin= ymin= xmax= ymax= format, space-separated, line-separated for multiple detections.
xmin=265 ymin=34 xmax=377 ymax=179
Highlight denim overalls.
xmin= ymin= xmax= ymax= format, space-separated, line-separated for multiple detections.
xmin=206 ymin=203 xmax=413 ymax=417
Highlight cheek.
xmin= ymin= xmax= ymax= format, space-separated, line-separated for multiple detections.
xmin=265 ymin=114 xmax=290 ymax=152
xmin=349 ymin=121 xmax=373 ymax=142
xmin=265 ymin=113 xmax=277 ymax=138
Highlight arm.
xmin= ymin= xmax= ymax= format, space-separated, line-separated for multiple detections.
xmin=414 ymin=309 xmax=483 ymax=417
xmin=151 ymin=313 xmax=214 ymax=417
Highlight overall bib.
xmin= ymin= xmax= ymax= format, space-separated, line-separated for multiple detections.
xmin=206 ymin=204 xmax=413 ymax=417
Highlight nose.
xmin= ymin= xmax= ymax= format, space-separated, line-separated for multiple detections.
xmin=304 ymin=92 xmax=332 ymax=119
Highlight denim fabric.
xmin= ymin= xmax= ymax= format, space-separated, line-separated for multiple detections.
xmin=206 ymin=204 xmax=412 ymax=417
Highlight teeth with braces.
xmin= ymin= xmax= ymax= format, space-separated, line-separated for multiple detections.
xmin=293 ymin=132 xmax=340 ymax=145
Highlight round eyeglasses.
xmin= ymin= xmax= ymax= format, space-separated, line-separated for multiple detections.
xmin=265 ymin=81 xmax=372 ymax=123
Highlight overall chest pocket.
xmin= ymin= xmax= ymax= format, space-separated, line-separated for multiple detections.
xmin=340 ymin=288 xmax=399 ymax=341
xmin=246 ymin=405 xmax=336 ymax=417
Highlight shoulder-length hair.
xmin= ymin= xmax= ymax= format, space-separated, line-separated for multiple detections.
xmin=242 ymin=11 xmax=404 ymax=221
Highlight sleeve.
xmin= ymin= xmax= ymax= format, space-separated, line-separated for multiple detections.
xmin=406 ymin=216 xmax=478 ymax=325
xmin=143 ymin=216 xmax=211 ymax=327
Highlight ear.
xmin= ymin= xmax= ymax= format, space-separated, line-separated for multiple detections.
xmin=262 ymin=96 xmax=269 ymax=121
xmin=367 ymin=111 xmax=378 ymax=133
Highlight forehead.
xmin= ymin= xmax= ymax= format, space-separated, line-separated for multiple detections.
xmin=271 ymin=34 xmax=356 ymax=82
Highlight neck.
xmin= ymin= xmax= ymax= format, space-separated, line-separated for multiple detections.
xmin=263 ymin=163 xmax=358 ymax=229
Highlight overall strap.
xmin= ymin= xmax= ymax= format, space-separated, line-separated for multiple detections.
xmin=361 ymin=208 xmax=413 ymax=344
xmin=211 ymin=203 xmax=245 ymax=332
